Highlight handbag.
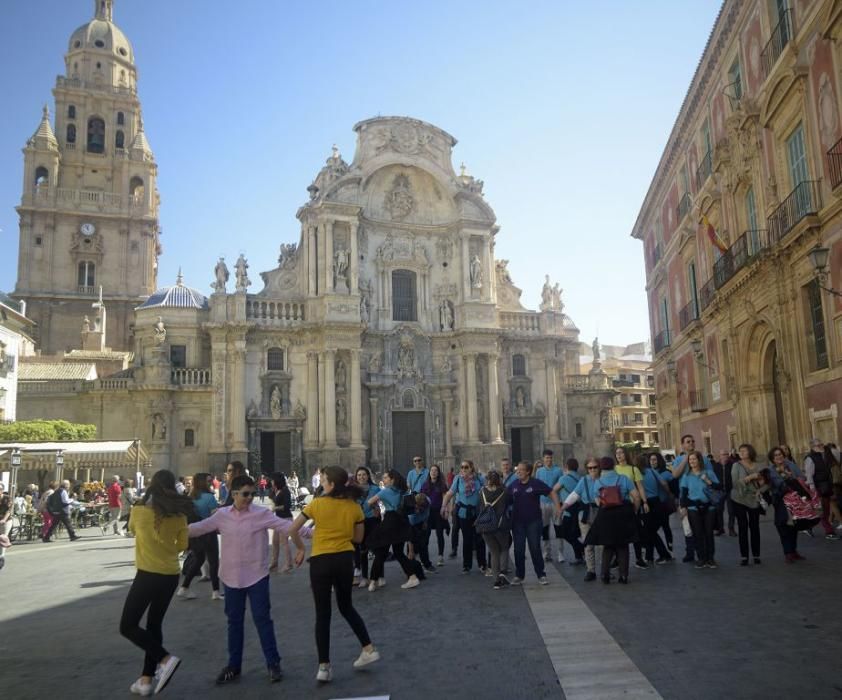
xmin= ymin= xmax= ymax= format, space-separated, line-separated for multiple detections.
xmin=474 ymin=490 xmax=506 ymax=534
xmin=704 ymin=486 xmax=725 ymax=507
xmin=599 ymin=484 xmax=624 ymax=508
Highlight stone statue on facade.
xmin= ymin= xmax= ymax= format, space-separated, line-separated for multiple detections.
xmin=469 ymin=254 xmax=483 ymax=289
xmin=515 ymin=386 xmax=526 ymax=409
xmin=368 ymin=353 xmax=382 ymax=373
xmin=397 ymin=333 xmax=416 ymax=376
xmin=212 ymin=257 xmax=229 ymax=293
xmin=278 ymin=243 xmax=298 ymax=269
xmin=152 ymin=413 xmax=166 ymax=440
xmin=335 ymin=359 xmax=347 ymax=392
xmin=551 ymin=283 xmax=563 ymax=311
xmin=235 ymin=254 xmax=251 ymax=292
xmin=270 ymin=386 xmax=282 ymax=420
xmin=540 ymin=275 xmax=552 ymax=311
xmin=336 ymin=398 xmax=347 ymax=428
xmin=154 ymin=316 xmax=167 ymax=346
xmin=600 ymin=409 xmax=610 ymax=433
xmin=82 ymin=316 xmax=91 ymax=333
xmin=246 ymin=399 xmax=258 ymax=419
xmin=440 ymin=355 xmax=452 ymax=374
xmin=360 ymin=294 xmax=370 ymax=323
xmin=592 ymin=337 xmax=601 ymax=362
xmin=439 ymin=299 xmax=454 ymax=331
xmin=294 ymin=399 xmax=306 ymax=419
xmin=333 ymin=248 xmax=350 ymax=290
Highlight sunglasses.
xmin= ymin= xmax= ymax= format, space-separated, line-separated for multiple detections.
xmin=586 ymin=466 xmax=599 ymax=471
xmin=236 ymin=491 xmax=256 ymax=498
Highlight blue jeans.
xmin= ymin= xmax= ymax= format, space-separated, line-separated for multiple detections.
xmin=513 ymin=518 xmax=544 ymax=580
xmin=224 ymin=575 xmax=280 ymax=669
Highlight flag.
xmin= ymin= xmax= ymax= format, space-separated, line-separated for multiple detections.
xmin=702 ymin=215 xmax=728 ymax=253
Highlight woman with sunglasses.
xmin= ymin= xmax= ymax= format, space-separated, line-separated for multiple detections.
xmin=353 ymin=467 xmax=381 ymax=589
xmin=560 ymin=458 xmax=601 ymax=581
xmin=189 ymin=475 xmax=308 ymax=686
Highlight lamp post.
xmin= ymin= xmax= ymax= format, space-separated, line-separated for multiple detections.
xmin=807 ymin=245 xmax=842 ymax=297
xmin=54 ymin=449 xmax=65 ymax=484
xmin=10 ymin=448 xmax=21 ymax=498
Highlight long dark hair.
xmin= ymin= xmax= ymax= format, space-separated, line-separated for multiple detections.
xmin=322 ymin=466 xmax=365 ymax=500
xmin=143 ymin=469 xmax=195 ymax=522
xmin=271 ymin=473 xmax=288 ymax=492
xmin=386 ymin=469 xmax=407 ymax=492
xmin=647 ymin=452 xmax=666 ymax=471
xmin=426 ymin=464 xmax=447 ymax=493
xmin=189 ymin=473 xmax=210 ymax=500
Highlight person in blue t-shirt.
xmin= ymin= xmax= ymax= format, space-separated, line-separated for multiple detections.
xmin=501 ymin=458 xmax=518 ymax=489
xmin=535 ymin=449 xmax=563 ymax=562
xmin=353 ymin=467 xmax=381 ymax=589
xmin=177 ymin=473 xmax=221 ymax=600
xmin=678 ymin=450 xmax=722 ymax=569
xmin=670 ymin=434 xmax=716 ymax=563
xmin=560 ymin=458 xmax=601 ymax=581
xmin=556 ymin=458 xmax=585 ymax=564
xmin=639 ymin=456 xmax=672 ymax=564
xmin=441 ymin=460 xmax=487 ymax=574
xmin=584 ymin=457 xmax=640 ymax=584
xmin=406 ymin=457 xmax=429 ymax=493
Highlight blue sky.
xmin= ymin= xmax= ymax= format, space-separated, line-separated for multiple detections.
xmin=0 ymin=0 xmax=722 ymax=347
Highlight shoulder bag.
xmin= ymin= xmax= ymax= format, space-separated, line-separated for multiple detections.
xmin=474 ymin=489 xmax=507 ymax=534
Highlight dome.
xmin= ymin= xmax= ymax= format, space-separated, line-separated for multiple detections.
xmin=136 ymin=274 xmax=208 ymax=311
xmin=68 ymin=18 xmax=134 ymax=63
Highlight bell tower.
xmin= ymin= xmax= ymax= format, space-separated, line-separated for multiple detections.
xmin=13 ymin=0 xmax=160 ymax=353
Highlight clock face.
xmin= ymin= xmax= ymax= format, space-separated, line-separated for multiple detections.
xmin=80 ymin=223 xmax=96 ymax=236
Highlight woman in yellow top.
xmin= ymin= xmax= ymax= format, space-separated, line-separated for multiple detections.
xmin=120 ymin=469 xmax=194 ymax=696
xmin=290 ymin=466 xmax=380 ymax=684
xmin=615 ymin=447 xmax=651 ymax=570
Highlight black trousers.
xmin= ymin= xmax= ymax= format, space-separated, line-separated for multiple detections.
xmin=310 ymin=552 xmax=371 ymax=664
xmin=426 ymin=508 xmax=446 ymax=557
xmin=353 ymin=518 xmax=380 ymax=580
xmin=601 ymin=545 xmax=629 ymax=578
xmin=370 ymin=543 xmax=418 ymax=580
xmin=455 ymin=513 xmax=486 ymax=570
xmin=182 ymin=532 xmax=220 ymax=590
xmin=732 ymin=501 xmax=761 ymax=558
xmin=119 ymin=570 xmax=179 ymax=677
xmin=44 ymin=511 xmax=76 ymax=540
xmin=643 ymin=499 xmax=669 ymax=560
xmin=559 ymin=516 xmax=584 ymax=559
xmin=687 ymin=507 xmax=716 ymax=562
xmin=775 ymin=522 xmax=797 ymax=555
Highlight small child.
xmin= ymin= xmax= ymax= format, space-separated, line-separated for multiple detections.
xmin=408 ymin=493 xmax=433 ymax=574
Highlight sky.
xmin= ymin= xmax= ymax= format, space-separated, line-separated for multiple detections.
xmin=0 ymin=0 xmax=723 ymax=348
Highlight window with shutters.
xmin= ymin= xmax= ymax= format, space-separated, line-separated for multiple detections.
xmin=267 ymin=347 xmax=284 ymax=371
xmin=392 ymin=269 xmax=417 ymax=322
xmin=512 ymin=354 xmax=526 ymax=376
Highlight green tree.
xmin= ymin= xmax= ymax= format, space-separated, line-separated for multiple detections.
xmin=0 ymin=419 xmax=97 ymax=442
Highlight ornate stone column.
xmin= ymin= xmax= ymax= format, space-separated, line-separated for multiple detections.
xmin=369 ymin=396 xmax=379 ymax=462
xmin=305 ymin=351 xmax=318 ymax=447
xmin=325 ymin=220 xmax=334 ymax=293
xmin=317 ymin=352 xmax=326 ymax=446
xmin=487 ymin=353 xmax=503 ymax=443
xmin=229 ymin=335 xmax=248 ymax=452
xmin=307 ymin=225 xmax=317 ymax=296
xmin=546 ymin=359 xmax=559 ymax=441
xmin=209 ymin=328 xmax=227 ymax=454
xmin=349 ymin=221 xmax=359 ymax=293
xmin=350 ymin=349 xmax=363 ymax=446
xmin=465 ymin=353 xmax=479 ymax=442
xmin=324 ymin=349 xmax=337 ymax=447
xmin=461 ymin=235 xmax=471 ymax=300
xmin=443 ymin=397 xmax=454 ymax=457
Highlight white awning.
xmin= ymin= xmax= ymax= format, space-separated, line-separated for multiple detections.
xmin=0 ymin=440 xmax=149 ymax=468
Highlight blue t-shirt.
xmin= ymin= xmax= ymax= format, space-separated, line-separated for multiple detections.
xmin=593 ymin=471 xmax=634 ymax=504
xmin=679 ymin=470 xmax=720 ymax=510
xmin=503 ymin=472 xmax=518 ymax=489
xmin=378 ymin=486 xmax=404 ymax=512
xmin=359 ymin=484 xmax=381 ymax=519
xmin=558 ymin=472 xmax=580 ymax=519
xmin=193 ymin=491 xmax=218 ymax=520
xmin=643 ymin=468 xmax=672 ymax=500
xmin=408 ymin=494 xmax=431 ymax=526
xmin=535 ymin=465 xmax=562 ymax=505
xmin=407 ymin=468 xmax=429 ymax=493
xmin=449 ymin=474 xmax=484 ymax=519
xmin=572 ymin=475 xmax=599 ymax=504
xmin=673 ymin=453 xmax=716 ymax=480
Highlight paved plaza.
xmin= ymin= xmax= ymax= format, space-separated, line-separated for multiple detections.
xmin=2 ymin=512 xmax=842 ymax=699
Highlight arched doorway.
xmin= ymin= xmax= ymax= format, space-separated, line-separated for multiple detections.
xmin=762 ymin=340 xmax=787 ymax=447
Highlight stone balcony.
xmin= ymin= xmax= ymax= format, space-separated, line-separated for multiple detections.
xmin=246 ymin=299 xmax=306 ymax=325
xmin=23 ymin=186 xmax=149 ymax=216
xmin=498 ymin=310 xmax=577 ymax=337
xmin=55 ymin=75 xmax=137 ymax=97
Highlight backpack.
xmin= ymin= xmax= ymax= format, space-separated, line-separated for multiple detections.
xmin=474 ymin=489 xmax=507 ymax=534
xmin=397 ymin=492 xmax=416 ymax=518
xmin=598 ymin=483 xmax=624 ymax=508
xmin=47 ymin=489 xmax=65 ymax=516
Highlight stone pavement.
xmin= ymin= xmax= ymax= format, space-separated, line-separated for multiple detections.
xmin=2 ymin=512 xmax=842 ymax=699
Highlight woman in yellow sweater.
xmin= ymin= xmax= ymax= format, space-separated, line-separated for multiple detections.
xmin=120 ymin=470 xmax=194 ymax=696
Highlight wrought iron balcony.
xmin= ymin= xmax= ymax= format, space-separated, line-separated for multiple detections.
xmin=695 ymin=150 xmax=712 ymax=190
xmin=699 ymin=277 xmax=716 ymax=312
xmin=678 ymin=299 xmax=699 ymax=331
xmin=767 ymin=180 xmax=821 ymax=244
xmin=713 ymin=229 xmax=769 ymax=290
xmin=689 ymin=389 xmax=708 ymax=412
xmin=827 ymin=137 xmax=842 ymax=190
xmin=677 ymin=192 xmax=691 ymax=222
xmin=761 ymin=9 xmax=793 ymax=80
xmin=653 ymin=329 xmax=671 ymax=355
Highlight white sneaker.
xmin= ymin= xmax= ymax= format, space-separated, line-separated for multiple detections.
xmin=353 ymin=648 xmax=381 ymax=669
xmin=538 ymin=576 xmax=549 ymax=585
xmin=368 ymin=580 xmax=377 ymax=592
xmin=401 ymin=575 xmax=420 ymax=589
xmin=154 ymin=655 xmax=181 ymax=694
xmin=437 ymin=556 xmax=444 ymax=566
xmin=316 ymin=664 xmax=332 ymax=682
xmin=176 ymin=587 xmax=196 ymax=600
xmin=211 ymin=591 xmax=224 ymax=600
xmin=376 ymin=577 xmax=386 ymax=588
xmin=358 ymin=578 xmax=369 ymax=589
xmin=353 ymin=567 xmax=361 ymax=577
xmin=556 ymin=553 xmax=566 ymax=563
xmin=129 ymin=678 xmax=153 ymax=696
xmin=510 ymin=576 xmax=523 ymax=585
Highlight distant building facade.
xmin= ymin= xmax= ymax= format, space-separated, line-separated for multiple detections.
xmin=632 ymin=0 xmax=842 ymax=455
xmin=0 ymin=295 xmax=36 ymax=422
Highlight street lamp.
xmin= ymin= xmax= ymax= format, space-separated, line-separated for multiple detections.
xmin=10 ymin=448 xmax=21 ymax=497
xmin=807 ymin=244 xmax=842 ymax=297
xmin=54 ymin=449 xmax=65 ymax=483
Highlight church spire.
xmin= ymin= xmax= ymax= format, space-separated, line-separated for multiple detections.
xmin=29 ymin=104 xmax=58 ymax=150
xmin=94 ymin=0 xmax=114 ymax=21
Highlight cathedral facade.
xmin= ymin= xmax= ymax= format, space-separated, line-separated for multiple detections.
xmin=13 ymin=3 xmax=616 ymax=475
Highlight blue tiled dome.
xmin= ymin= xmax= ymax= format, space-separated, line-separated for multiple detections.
xmin=137 ymin=273 xmax=207 ymax=311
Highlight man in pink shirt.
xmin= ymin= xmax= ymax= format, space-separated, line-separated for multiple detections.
xmin=102 ymin=475 xmax=123 ymax=536
xmin=189 ymin=474 xmax=307 ymax=685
